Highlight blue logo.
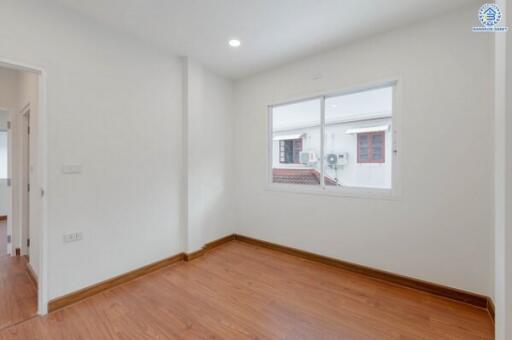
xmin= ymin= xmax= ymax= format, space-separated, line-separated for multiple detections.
xmin=480 ymin=4 xmax=501 ymax=26
xmin=473 ymin=3 xmax=508 ymax=32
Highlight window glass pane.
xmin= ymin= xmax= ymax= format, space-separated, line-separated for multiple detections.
xmin=272 ymin=99 xmax=321 ymax=186
xmin=358 ymin=134 xmax=369 ymax=162
xmin=324 ymin=87 xmax=392 ymax=189
xmin=0 ymin=131 xmax=6 ymax=179
xmin=371 ymin=133 xmax=384 ymax=162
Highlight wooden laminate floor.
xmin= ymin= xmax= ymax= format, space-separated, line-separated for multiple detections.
xmin=0 ymin=241 xmax=494 ymax=339
xmin=0 ymin=255 xmax=37 ymax=331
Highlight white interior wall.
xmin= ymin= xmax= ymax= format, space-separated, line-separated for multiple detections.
xmin=0 ymin=0 xmax=185 ymax=299
xmin=183 ymin=58 xmax=235 ymax=252
xmin=507 ymin=16 xmax=512 ymax=336
xmin=233 ymin=5 xmax=494 ymax=296
xmin=494 ymin=1 xmax=511 ymax=339
xmin=506 ymin=6 xmax=512 ymax=335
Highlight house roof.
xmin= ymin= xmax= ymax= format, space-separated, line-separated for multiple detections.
xmin=345 ymin=125 xmax=389 ymax=134
xmin=273 ymin=133 xmax=304 ymax=141
xmin=273 ymin=168 xmax=338 ymax=186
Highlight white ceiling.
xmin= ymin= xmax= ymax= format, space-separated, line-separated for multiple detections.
xmin=52 ymin=0 xmax=478 ymax=79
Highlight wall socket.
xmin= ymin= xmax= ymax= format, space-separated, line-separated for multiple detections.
xmin=63 ymin=232 xmax=83 ymax=243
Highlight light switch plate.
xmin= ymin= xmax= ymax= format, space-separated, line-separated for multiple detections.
xmin=63 ymin=232 xmax=83 ymax=243
xmin=62 ymin=164 xmax=82 ymax=174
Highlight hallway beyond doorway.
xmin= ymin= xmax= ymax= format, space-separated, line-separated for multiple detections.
xmin=0 ymin=254 xmax=37 ymax=331
xmin=0 ymin=221 xmax=6 ymax=257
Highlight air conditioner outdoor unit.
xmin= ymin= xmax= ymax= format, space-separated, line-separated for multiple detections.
xmin=300 ymin=151 xmax=317 ymax=164
xmin=326 ymin=153 xmax=338 ymax=166
xmin=338 ymin=152 xmax=348 ymax=165
xmin=326 ymin=152 xmax=349 ymax=167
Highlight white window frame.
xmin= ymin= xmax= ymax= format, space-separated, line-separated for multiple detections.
xmin=266 ymin=79 xmax=401 ymax=200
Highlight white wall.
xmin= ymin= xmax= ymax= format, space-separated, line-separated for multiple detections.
xmin=183 ymin=58 xmax=235 ymax=252
xmin=506 ymin=7 xmax=512 ymax=335
xmin=0 ymin=0 xmax=185 ymax=300
xmin=494 ymin=0 xmax=511 ymax=338
xmin=234 ymin=5 xmax=493 ymax=296
xmin=507 ymin=17 xmax=512 ymax=335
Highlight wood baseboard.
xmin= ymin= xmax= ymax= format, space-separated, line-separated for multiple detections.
xmin=0 ymin=215 xmax=7 ymax=222
xmin=487 ymin=298 xmax=495 ymax=323
xmin=48 ymin=253 xmax=185 ymax=312
xmin=184 ymin=234 xmax=236 ymax=261
xmin=233 ymin=234 xmax=490 ymax=310
xmin=46 ymin=232 xmax=494 ymax=323
xmin=184 ymin=249 xmax=203 ymax=261
xmin=26 ymin=262 xmax=38 ymax=290
xmin=48 ymin=234 xmax=236 ymax=312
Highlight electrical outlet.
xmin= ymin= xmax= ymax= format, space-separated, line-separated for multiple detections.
xmin=63 ymin=232 xmax=83 ymax=243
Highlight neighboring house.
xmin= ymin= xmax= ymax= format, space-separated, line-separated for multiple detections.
xmin=272 ymin=113 xmax=392 ymax=189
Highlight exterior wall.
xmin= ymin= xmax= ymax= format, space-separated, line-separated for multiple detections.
xmin=273 ymin=118 xmax=392 ymax=188
xmin=234 ymin=5 xmax=493 ymax=296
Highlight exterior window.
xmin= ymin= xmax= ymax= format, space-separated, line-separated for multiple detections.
xmin=357 ymin=132 xmax=385 ymax=163
xmin=271 ymin=84 xmax=395 ymax=191
xmin=279 ymin=139 xmax=302 ymax=164
xmin=272 ymin=98 xmax=321 ymax=186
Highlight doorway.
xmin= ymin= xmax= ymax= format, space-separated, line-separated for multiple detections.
xmin=0 ymin=63 xmax=44 ymax=331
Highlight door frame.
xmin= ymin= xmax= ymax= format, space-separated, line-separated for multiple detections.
xmin=0 ymin=57 xmax=48 ymax=315
xmin=19 ymin=104 xmax=30 ymax=258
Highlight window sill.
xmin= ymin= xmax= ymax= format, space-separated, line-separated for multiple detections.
xmin=264 ymin=183 xmax=401 ymax=201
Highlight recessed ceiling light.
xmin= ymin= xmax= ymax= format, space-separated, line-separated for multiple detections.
xmin=229 ymin=39 xmax=241 ymax=47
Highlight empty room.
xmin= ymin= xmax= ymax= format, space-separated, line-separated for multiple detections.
xmin=0 ymin=0 xmax=510 ymax=339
